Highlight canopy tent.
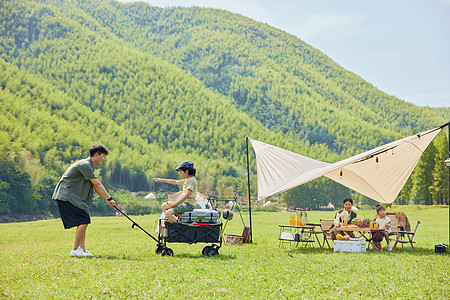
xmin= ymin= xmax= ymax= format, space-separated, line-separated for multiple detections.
xmin=248 ymin=123 xmax=448 ymax=205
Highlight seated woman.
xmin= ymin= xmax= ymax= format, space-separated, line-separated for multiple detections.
xmin=153 ymin=161 xmax=197 ymax=223
xmin=331 ymin=198 xmax=357 ymax=239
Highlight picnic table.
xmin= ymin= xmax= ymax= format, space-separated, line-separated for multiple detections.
xmin=278 ymin=224 xmax=324 ymax=248
xmin=335 ymin=226 xmax=385 ymax=248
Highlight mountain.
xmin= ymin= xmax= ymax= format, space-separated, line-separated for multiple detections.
xmin=71 ymin=0 xmax=448 ymax=152
xmin=0 ymin=0 xmax=448 ymax=215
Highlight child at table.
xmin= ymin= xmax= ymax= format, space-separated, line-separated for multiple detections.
xmin=373 ymin=205 xmax=392 ymax=251
xmin=373 ymin=204 xmax=381 ymax=219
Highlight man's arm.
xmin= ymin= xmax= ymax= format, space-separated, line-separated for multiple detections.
xmin=90 ymin=178 xmax=115 ymax=207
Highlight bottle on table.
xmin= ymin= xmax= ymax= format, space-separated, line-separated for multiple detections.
xmin=290 ymin=214 xmax=295 ymax=226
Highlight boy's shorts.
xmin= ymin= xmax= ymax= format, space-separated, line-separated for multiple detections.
xmin=173 ymin=203 xmax=195 ymax=216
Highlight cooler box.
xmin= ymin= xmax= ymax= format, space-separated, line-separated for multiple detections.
xmin=180 ymin=209 xmax=221 ymax=223
xmin=334 ymin=238 xmax=366 ymax=253
xmin=280 ymin=232 xmax=301 ymax=242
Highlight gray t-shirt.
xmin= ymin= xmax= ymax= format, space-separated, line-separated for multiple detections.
xmin=52 ymin=157 xmax=96 ymax=211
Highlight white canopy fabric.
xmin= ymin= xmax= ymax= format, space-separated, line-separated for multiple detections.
xmin=249 ymin=124 xmax=446 ymax=205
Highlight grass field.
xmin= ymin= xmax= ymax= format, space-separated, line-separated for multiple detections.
xmin=1 ymin=205 xmax=449 ymax=299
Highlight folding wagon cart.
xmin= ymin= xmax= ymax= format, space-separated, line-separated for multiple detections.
xmin=157 ymin=219 xmax=223 ymax=256
xmin=115 ymin=206 xmax=222 ymax=257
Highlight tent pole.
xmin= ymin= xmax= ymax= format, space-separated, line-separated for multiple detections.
xmin=246 ymin=137 xmax=253 ymax=243
xmin=448 ymin=124 xmax=449 ymax=246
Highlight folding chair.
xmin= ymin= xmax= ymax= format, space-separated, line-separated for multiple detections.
xmin=390 ymin=221 xmax=421 ymax=251
xmin=319 ymin=219 xmax=334 ymax=249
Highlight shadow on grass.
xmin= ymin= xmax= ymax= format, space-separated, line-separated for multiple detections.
xmin=283 ymin=246 xmax=448 ymax=256
xmin=173 ymin=253 xmax=237 ymax=260
xmin=93 ymin=254 xmax=155 ymax=261
xmin=94 ymin=251 xmax=237 ymax=260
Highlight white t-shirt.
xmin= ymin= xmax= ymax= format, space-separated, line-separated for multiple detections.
xmin=334 ymin=210 xmax=349 ymax=227
xmin=375 ymin=215 xmax=391 ymax=233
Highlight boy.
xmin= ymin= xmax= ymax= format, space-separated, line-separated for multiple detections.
xmin=373 ymin=205 xmax=392 ymax=251
xmin=154 ymin=161 xmax=197 ymax=223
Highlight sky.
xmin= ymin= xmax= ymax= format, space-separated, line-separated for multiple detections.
xmin=122 ymin=0 xmax=450 ymax=108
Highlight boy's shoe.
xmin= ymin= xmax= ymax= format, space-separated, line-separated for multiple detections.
xmin=387 ymin=244 xmax=393 ymax=251
xmin=70 ymin=246 xmax=84 ymax=257
xmin=83 ymin=249 xmax=93 ymax=257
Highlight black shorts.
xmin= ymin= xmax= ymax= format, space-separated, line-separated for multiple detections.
xmin=56 ymin=200 xmax=91 ymax=229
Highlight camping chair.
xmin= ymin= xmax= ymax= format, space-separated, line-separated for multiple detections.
xmin=386 ymin=212 xmax=411 ymax=237
xmin=390 ymin=221 xmax=421 ymax=251
xmin=319 ymin=219 xmax=335 ymax=249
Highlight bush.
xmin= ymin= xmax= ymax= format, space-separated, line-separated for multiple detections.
xmin=89 ymin=189 xmax=162 ymax=216
xmin=90 ymin=196 xmax=116 ymax=216
xmin=155 ymin=193 xmax=166 ymax=202
xmin=122 ymin=201 xmax=161 ymax=215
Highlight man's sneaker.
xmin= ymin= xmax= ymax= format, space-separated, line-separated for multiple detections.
xmin=83 ymin=249 xmax=93 ymax=257
xmin=70 ymin=246 xmax=84 ymax=257
xmin=387 ymin=244 xmax=393 ymax=251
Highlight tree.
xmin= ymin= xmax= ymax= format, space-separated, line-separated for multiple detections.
xmin=429 ymin=132 xmax=449 ymax=205
xmin=0 ymin=157 xmax=37 ymax=214
xmin=411 ymin=142 xmax=436 ymax=205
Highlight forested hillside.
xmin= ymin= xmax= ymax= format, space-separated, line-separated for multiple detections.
xmin=0 ymin=0 xmax=448 ymax=218
xmin=74 ymin=0 xmax=449 ymax=153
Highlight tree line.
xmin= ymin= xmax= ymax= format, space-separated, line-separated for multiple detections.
xmin=0 ymin=0 xmax=448 ymax=218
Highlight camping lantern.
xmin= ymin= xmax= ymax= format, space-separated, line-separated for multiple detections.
xmin=222 ymin=209 xmax=234 ymax=220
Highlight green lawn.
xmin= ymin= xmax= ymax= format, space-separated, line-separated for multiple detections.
xmin=1 ymin=206 xmax=449 ymax=299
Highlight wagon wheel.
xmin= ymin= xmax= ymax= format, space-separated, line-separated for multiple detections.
xmin=207 ymin=247 xmax=219 ymax=257
xmin=161 ymin=248 xmax=174 ymax=256
xmin=155 ymin=244 xmax=164 ymax=254
xmin=202 ymin=246 xmax=211 ymax=256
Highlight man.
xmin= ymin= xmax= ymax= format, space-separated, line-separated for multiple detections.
xmin=52 ymin=145 xmax=115 ymax=257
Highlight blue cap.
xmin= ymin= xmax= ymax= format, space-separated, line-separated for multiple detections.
xmin=175 ymin=160 xmax=194 ymax=171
